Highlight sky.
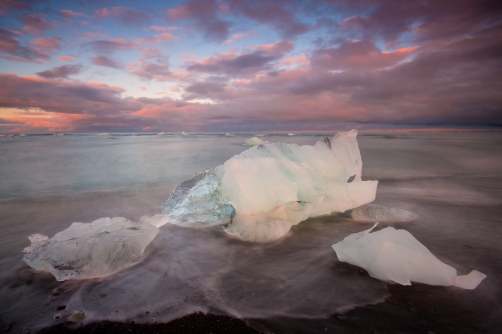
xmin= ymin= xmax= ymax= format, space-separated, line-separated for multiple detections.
xmin=0 ymin=0 xmax=501 ymax=133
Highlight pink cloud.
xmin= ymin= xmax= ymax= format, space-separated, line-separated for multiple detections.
xmin=36 ymin=64 xmax=84 ymax=79
xmin=59 ymin=55 xmax=76 ymax=62
xmin=227 ymin=0 xmax=308 ymax=38
xmin=132 ymin=99 xmax=204 ymax=120
xmin=20 ymin=14 xmax=56 ymax=36
xmin=155 ymin=32 xmax=178 ymax=40
xmin=29 ymin=37 xmax=61 ymax=53
xmin=92 ymin=55 xmax=123 ymax=69
xmin=0 ymin=28 xmax=47 ymax=62
xmin=129 ymin=62 xmax=171 ymax=81
xmin=0 ymin=0 xmax=31 ymax=16
xmin=0 ymin=73 xmax=141 ymax=116
xmin=82 ymin=38 xmax=135 ymax=54
xmin=95 ymin=7 xmax=112 ymax=19
xmin=167 ymin=0 xmax=229 ymax=42
xmin=95 ymin=7 xmax=150 ymax=26
xmin=232 ymin=30 xmax=256 ymax=40
xmin=128 ymin=48 xmax=171 ymax=81
xmin=279 ymin=56 xmax=308 ymax=66
xmin=59 ymin=9 xmax=86 ymax=18
xmin=79 ymin=32 xmax=109 ymax=40
xmin=187 ymin=41 xmax=294 ymax=76
xmin=257 ymin=40 xmax=294 ymax=53
xmin=167 ymin=6 xmax=190 ymax=21
xmin=311 ymin=40 xmax=418 ymax=70
xmin=149 ymin=25 xmax=179 ymax=31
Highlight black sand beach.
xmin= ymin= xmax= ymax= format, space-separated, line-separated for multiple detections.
xmin=30 ymin=283 xmax=489 ymax=334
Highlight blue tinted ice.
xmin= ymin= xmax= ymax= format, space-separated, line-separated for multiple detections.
xmin=161 ymin=169 xmax=236 ymax=227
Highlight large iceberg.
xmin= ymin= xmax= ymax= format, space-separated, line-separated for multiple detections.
xmin=23 ymin=217 xmax=158 ymax=281
xmin=162 ymin=130 xmax=378 ymax=242
xmin=332 ymin=223 xmax=486 ymax=289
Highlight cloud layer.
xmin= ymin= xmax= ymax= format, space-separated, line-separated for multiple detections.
xmin=1 ymin=0 xmax=501 ymax=132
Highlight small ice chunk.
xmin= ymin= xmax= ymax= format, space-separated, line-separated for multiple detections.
xmin=451 ymin=270 xmax=487 ymax=290
xmin=332 ymin=223 xmax=486 ymax=289
xmin=161 ymin=169 xmax=236 ymax=227
xmin=157 ymin=132 xmax=165 ymax=136
xmin=288 ymin=133 xmax=295 ymax=136
xmin=350 ymin=204 xmax=418 ymax=223
xmin=23 ymin=217 xmax=158 ymax=281
xmin=243 ymin=137 xmax=268 ymax=146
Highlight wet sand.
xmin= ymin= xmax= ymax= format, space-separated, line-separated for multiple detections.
xmin=31 ymin=282 xmax=487 ymax=334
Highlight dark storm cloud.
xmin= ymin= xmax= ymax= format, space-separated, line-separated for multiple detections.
xmin=0 ymin=73 xmax=141 ymax=116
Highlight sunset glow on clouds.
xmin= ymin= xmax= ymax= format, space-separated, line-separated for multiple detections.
xmin=0 ymin=0 xmax=501 ymax=133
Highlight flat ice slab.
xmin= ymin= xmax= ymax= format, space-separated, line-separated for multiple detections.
xmin=332 ymin=223 xmax=486 ymax=289
xmin=23 ymin=217 xmax=158 ymax=281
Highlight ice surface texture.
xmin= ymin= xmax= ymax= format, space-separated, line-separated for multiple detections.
xmin=23 ymin=217 xmax=158 ymax=281
xmin=332 ymin=223 xmax=486 ymax=289
xmin=162 ymin=130 xmax=378 ymax=242
xmin=161 ymin=169 xmax=236 ymax=227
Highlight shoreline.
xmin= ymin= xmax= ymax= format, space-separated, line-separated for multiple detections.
xmin=31 ymin=283 xmax=490 ymax=334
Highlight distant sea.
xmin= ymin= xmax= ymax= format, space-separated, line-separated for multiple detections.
xmin=0 ymin=132 xmax=501 ymax=333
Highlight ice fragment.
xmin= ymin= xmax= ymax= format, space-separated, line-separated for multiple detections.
xmin=332 ymin=223 xmax=486 ymax=289
xmin=23 ymin=217 xmax=158 ymax=281
xmin=243 ymin=137 xmax=268 ymax=146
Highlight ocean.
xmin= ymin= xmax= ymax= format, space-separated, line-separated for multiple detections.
xmin=0 ymin=132 xmax=501 ymax=333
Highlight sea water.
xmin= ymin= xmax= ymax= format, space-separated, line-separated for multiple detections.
xmin=0 ymin=132 xmax=501 ymax=333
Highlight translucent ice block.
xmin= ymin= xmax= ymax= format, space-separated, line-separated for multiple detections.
xmin=332 ymin=223 xmax=486 ymax=289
